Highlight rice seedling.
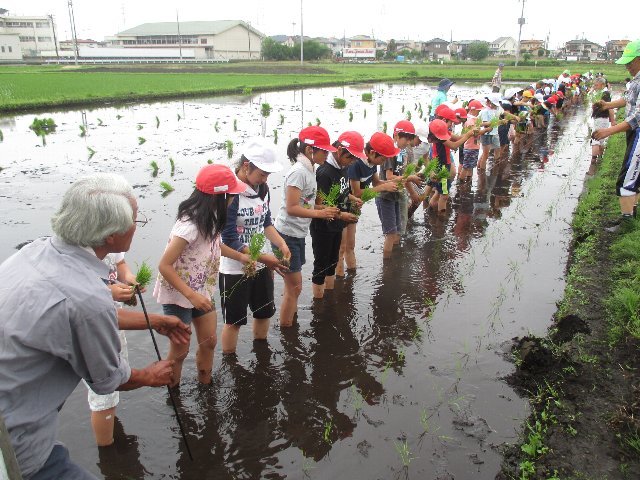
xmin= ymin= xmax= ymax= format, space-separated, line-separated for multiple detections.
xmin=380 ymin=358 xmax=393 ymax=383
xmin=87 ymin=147 xmax=96 ymax=159
xmin=29 ymin=117 xmax=56 ymax=145
xmin=242 ymin=87 xmax=253 ymax=95
xmin=124 ymin=260 xmax=153 ymax=306
xmin=378 ymin=103 xmax=383 ymax=115
xmin=361 ymin=92 xmax=373 ymax=102
xmin=273 ymin=247 xmax=290 ymax=268
xmin=97 ymin=118 xmax=104 ymax=126
xmin=116 ymin=114 xmax=123 ymax=120
xmin=360 ymin=187 xmax=378 ymax=204
xmin=137 ymin=124 xmax=143 ymax=130
xmin=261 ymin=103 xmax=272 ymax=117
xmin=333 ymin=97 xmax=346 ymax=109
xmin=160 ymin=181 xmax=175 ymax=197
xmin=207 ymin=159 xmax=213 ymax=164
xmin=350 ymin=385 xmax=364 ymax=412
xmin=225 ymin=140 xmax=234 ymax=159
xmin=420 ymin=409 xmax=431 ymax=432
xmin=233 ymin=119 xmax=237 ymax=131
xmin=434 ymin=166 xmax=450 ymax=195
xmin=322 ymin=419 xmax=333 ymax=444
xmin=138 ymin=137 xmax=146 ymax=145
xmin=307 ymin=122 xmax=312 ymax=127
xmin=214 ymin=121 xmax=220 ymax=133
xmin=382 ymin=121 xmax=388 ymax=134
xmin=401 ymin=105 xmax=405 ymax=113
xmin=273 ymin=129 xmax=278 ymax=144
xmin=243 ymin=232 xmax=266 ymax=278
xmin=0 ymin=129 xmax=3 ymax=142
xmin=364 ymin=109 xmax=367 ymax=118
xmin=315 ymin=117 xmax=321 ymax=126
xmin=394 ymin=439 xmax=414 ymax=467
xmin=79 ymin=125 xmax=86 ymax=137
xmin=150 ymin=160 xmax=159 ymax=177
xmin=169 ymin=157 xmax=175 ymax=176
xmin=177 ymin=113 xmax=182 ymax=121
xmin=155 ymin=116 xmax=160 ymax=128
xmin=349 ymin=111 xmax=353 ymax=122
xmin=317 ymin=183 xmax=341 ymax=207
xmin=412 ymin=325 xmax=423 ymax=341
xmin=279 ymin=113 xmax=285 ymax=125
xmin=301 ymin=452 xmax=315 ymax=475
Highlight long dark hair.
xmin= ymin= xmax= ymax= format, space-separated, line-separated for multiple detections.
xmin=286 ymin=138 xmax=316 ymax=164
xmin=176 ymin=189 xmax=227 ymax=242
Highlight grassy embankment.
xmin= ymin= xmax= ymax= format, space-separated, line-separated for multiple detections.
xmin=0 ymin=62 xmax=627 ymax=113
xmin=501 ymin=116 xmax=640 ymax=479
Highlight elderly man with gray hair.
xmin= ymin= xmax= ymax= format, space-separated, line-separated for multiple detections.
xmin=0 ymin=173 xmax=190 ymax=480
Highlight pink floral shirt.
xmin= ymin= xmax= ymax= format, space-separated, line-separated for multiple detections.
xmin=153 ymin=218 xmax=221 ymax=309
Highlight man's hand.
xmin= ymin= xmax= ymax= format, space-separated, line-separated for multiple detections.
xmin=150 ymin=314 xmax=191 ymax=345
xmin=143 ymin=360 xmax=175 ymax=387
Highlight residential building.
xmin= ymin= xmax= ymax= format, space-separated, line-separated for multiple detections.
xmin=422 ymin=38 xmax=450 ymax=61
xmin=108 ymin=20 xmax=265 ymax=60
xmin=450 ymin=40 xmax=480 ymax=60
xmin=561 ymin=38 xmax=604 ymax=61
xmin=59 ymin=39 xmax=104 ymax=50
xmin=0 ymin=14 xmax=57 ymax=59
xmin=375 ymin=39 xmax=387 ymax=52
xmin=490 ymin=36 xmax=517 ymax=57
xmin=605 ymin=39 xmax=630 ymax=61
xmin=348 ymin=35 xmax=376 ymax=49
xmin=315 ymin=36 xmax=343 ymax=56
xmin=519 ymin=39 xmax=545 ymax=54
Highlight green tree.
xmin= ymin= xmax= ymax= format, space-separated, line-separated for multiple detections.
xmin=261 ymin=38 xmax=294 ymax=60
xmin=385 ymin=39 xmax=397 ymax=59
xmin=467 ymin=41 xmax=489 ymax=61
xmin=376 ymin=49 xmax=384 ymax=60
xmin=292 ymin=40 xmax=332 ymax=60
xmin=523 ymin=52 xmax=532 ymax=62
xmin=537 ymin=48 xmax=546 ymax=57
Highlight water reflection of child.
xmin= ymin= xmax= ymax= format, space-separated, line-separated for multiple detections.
xmin=154 ymin=164 xmax=249 ymax=386
xmin=273 ymin=127 xmax=340 ymax=327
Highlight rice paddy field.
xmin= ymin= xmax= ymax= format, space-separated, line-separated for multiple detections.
xmin=0 ymin=80 xmax=599 ymax=479
xmin=0 ymin=61 xmax=627 ymax=113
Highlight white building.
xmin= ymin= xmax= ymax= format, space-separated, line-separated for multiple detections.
xmin=0 ymin=15 xmax=57 ymax=60
xmin=490 ymin=37 xmax=517 ymax=57
xmin=108 ymin=20 xmax=265 ymax=60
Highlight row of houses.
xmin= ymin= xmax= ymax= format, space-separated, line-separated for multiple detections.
xmin=0 ymin=11 xmax=632 ymax=63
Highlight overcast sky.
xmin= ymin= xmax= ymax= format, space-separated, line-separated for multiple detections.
xmin=2 ymin=0 xmax=635 ymax=50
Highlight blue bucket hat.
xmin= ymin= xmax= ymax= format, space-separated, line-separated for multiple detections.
xmin=438 ymin=78 xmax=455 ymax=91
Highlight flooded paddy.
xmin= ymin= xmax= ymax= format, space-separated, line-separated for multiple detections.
xmin=0 ymin=81 xmax=591 ymax=479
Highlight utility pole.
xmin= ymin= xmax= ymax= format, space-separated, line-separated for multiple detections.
xmin=514 ymin=0 xmax=526 ymax=66
xmin=49 ymin=14 xmax=59 ymax=60
xmin=176 ymin=10 xmax=182 ymax=61
xmin=67 ymin=0 xmax=79 ymax=65
xmin=247 ymin=21 xmax=251 ymax=60
xmin=300 ymin=0 xmax=303 ymax=65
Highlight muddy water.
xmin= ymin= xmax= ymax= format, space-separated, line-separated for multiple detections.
xmin=0 ymin=82 xmax=591 ymax=479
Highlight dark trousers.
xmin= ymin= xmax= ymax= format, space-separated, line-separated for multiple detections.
xmin=310 ymin=225 xmax=343 ymax=285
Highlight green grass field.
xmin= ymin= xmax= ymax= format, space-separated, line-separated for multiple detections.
xmin=0 ymin=61 xmax=629 ymax=113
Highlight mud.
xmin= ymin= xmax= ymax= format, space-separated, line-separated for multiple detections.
xmin=0 ymin=82 xmax=595 ymax=479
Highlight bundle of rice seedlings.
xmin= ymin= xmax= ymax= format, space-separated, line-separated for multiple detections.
xmin=353 ymin=187 xmax=378 ymax=216
xmin=317 ymin=183 xmax=341 ymax=207
xmin=261 ymin=103 xmax=272 ymax=117
xmin=333 ymin=98 xmax=347 ymax=109
xmin=243 ymin=233 xmax=266 ymax=278
xmin=273 ymin=247 xmax=290 ymax=268
xmin=124 ymin=261 xmax=153 ymax=306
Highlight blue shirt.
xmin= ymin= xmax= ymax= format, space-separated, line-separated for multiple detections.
xmin=0 ymin=237 xmax=130 ymax=478
xmin=347 ymin=158 xmax=377 ymax=188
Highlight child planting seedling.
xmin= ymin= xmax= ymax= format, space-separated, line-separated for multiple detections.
xmin=123 ymin=260 xmax=153 ymax=306
xmin=219 ymin=138 xmax=289 ymax=353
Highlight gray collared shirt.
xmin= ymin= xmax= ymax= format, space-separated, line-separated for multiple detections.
xmin=625 ymin=71 xmax=640 ymax=131
xmin=0 ymin=237 xmax=131 ymax=478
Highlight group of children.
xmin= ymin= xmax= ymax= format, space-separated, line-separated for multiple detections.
xmin=87 ymin=69 xmax=606 ymax=447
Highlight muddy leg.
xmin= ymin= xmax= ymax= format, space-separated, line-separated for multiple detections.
xmin=280 ymin=271 xmax=302 ymax=327
xmin=193 ymin=311 xmax=217 ymax=384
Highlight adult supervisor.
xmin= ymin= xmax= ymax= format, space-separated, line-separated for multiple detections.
xmin=592 ymin=39 xmax=640 ymax=231
xmin=0 ymin=173 xmax=190 ymax=479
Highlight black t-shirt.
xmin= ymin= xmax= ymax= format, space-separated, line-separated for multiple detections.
xmin=311 ymin=162 xmax=351 ymax=233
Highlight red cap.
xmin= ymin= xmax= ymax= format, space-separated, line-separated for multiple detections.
xmin=429 ymin=119 xmax=452 ymax=141
xmin=298 ymin=126 xmax=337 ymax=152
xmin=556 ymin=91 xmax=565 ymax=98
xmin=454 ymin=108 xmax=468 ymax=119
xmin=196 ymin=164 xmax=248 ymax=195
xmin=393 ymin=120 xmax=416 ymax=135
xmin=547 ymin=95 xmax=558 ymax=105
xmin=369 ymin=132 xmax=401 ymax=158
xmin=467 ymin=99 xmax=484 ymax=111
xmin=337 ymin=131 xmax=367 ymax=160
xmin=435 ymin=104 xmax=457 ymax=122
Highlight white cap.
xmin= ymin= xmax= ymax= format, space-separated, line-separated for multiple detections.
xmin=414 ymin=121 xmax=430 ymax=142
xmin=242 ymin=137 xmax=282 ymax=173
xmin=503 ymin=87 xmax=522 ymax=100
xmin=486 ymin=93 xmax=502 ymax=107
xmin=534 ymin=93 xmax=545 ymax=103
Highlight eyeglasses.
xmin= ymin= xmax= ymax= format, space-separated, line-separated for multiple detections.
xmin=134 ymin=212 xmax=149 ymax=227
